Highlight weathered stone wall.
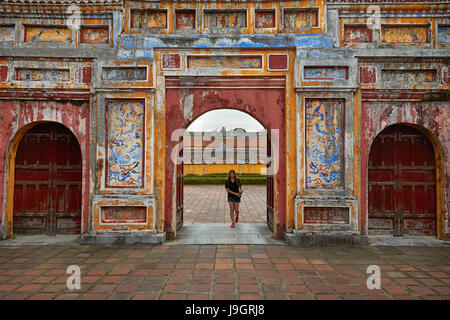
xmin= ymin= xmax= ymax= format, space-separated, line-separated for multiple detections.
xmin=0 ymin=0 xmax=448 ymax=243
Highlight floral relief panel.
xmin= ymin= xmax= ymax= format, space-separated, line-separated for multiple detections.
xmin=24 ymin=26 xmax=72 ymax=43
xmin=106 ymin=99 xmax=145 ymax=188
xmin=382 ymin=26 xmax=429 ymax=43
xmin=80 ymin=26 xmax=109 ymax=44
xmin=305 ymin=99 xmax=344 ymax=188
xmin=343 ymin=26 xmax=372 ymax=43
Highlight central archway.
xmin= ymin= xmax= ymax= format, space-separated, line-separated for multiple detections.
xmin=181 ymin=109 xmax=270 ymax=227
xmin=164 ymin=76 xmax=286 ymax=239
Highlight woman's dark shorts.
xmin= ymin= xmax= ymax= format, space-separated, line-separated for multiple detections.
xmin=228 ymin=197 xmax=241 ymax=204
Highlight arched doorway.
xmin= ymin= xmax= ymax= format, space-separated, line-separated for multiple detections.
xmin=164 ymin=76 xmax=286 ymax=239
xmin=13 ymin=122 xmax=82 ymax=235
xmin=176 ymin=109 xmax=273 ymax=231
xmin=368 ymin=124 xmax=437 ymax=236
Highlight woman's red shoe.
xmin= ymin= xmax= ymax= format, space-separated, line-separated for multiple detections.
xmin=231 ymin=222 xmax=235 ymax=228
xmin=235 ymin=215 xmax=239 ymax=223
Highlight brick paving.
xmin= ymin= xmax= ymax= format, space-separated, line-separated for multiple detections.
xmin=0 ymin=244 xmax=449 ymax=300
xmin=184 ymin=185 xmax=266 ymax=224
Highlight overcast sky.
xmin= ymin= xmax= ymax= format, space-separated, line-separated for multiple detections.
xmin=186 ymin=109 xmax=265 ymax=132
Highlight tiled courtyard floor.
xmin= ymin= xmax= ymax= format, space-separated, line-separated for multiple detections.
xmin=0 ymin=244 xmax=449 ymax=300
xmin=184 ymin=185 xmax=266 ymax=224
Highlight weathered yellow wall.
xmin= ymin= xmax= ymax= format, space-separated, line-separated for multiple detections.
xmin=184 ymin=164 xmax=267 ymax=175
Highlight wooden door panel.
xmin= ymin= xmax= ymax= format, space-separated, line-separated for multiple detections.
xmin=368 ymin=170 xmax=395 ymax=181
xmin=14 ymin=169 xmax=50 ymax=181
xmin=266 ymin=175 xmax=274 ymax=231
xmin=68 ymin=185 xmax=82 ymax=213
xmin=176 ymin=145 xmax=183 ymax=231
xmin=401 ymin=171 xmax=436 ymax=183
xmin=368 ymin=125 xmax=436 ymax=236
xmin=403 ymin=218 xmax=436 ymax=234
xmin=368 ymin=217 xmax=394 ymax=233
xmin=56 ymin=217 xmax=81 ymax=234
xmin=14 ymin=217 xmax=47 ymax=233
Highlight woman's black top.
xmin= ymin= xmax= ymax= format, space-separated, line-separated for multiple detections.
xmin=225 ymin=178 xmax=241 ymax=202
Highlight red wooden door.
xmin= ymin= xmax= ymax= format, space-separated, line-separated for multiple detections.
xmin=266 ymin=133 xmax=274 ymax=231
xmin=13 ymin=123 xmax=82 ymax=235
xmin=176 ymin=145 xmax=184 ymax=231
xmin=368 ymin=125 xmax=436 ymax=236
xmin=266 ymin=176 xmax=274 ymax=231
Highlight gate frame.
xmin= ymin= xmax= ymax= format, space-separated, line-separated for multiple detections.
xmin=163 ymin=80 xmax=286 ymax=239
xmin=153 ymin=49 xmax=297 ymax=241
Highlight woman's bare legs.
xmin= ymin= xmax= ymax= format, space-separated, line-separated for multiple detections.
xmin=234 ymin=203 xmax=240 ymax=223
xmin=229 ymin=202 xmax=235 ymax=223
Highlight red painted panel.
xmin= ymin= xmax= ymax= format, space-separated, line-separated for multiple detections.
xmin=268 ymin=54 xmax=288 ymax=70
xmin=175 ymin=10 xmax=196 ymax=29
xmin=443 ymin=67 xmax=449 ymax=84
xmin=82 ymin=67 xmax=92 ymax=83
xmin=13 ymin=123 xmax=82 ymax=234
xmin=0 ymin=65 xmax=8 ymax=82
xmin=360 ymin=66 xmax=377 ymax=84
xmin=163 ymin=53 xmax=181 ymax=70
xmin=368 ymin=125 xmax=436 ymax=235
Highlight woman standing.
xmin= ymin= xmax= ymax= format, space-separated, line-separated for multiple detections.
xmin=225 ymin=169 xmax=243 ymax=228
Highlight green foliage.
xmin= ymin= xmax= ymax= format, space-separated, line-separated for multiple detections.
xmin=184 ymin=173 xmax=267 ymax=185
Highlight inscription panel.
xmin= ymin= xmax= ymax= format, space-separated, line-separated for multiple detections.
xmin=187 ymin=56 xmax=262 ymax=69
xmin=304 ymin=66 xmax=348 ymax=80
xmin=284 ymin=9 xmax=318 ymax=29
xmin=381 ymin=69 xmax=436 ymax=82
xmin=16 ymin=68 xmax=70 ymax=81
xmin=205 ymin=10 xmax=247 ymax=28
xmin=304 ymin=207 xmax=349 ymax=224
xmin=102 ymin=67 xmax=147 ymax=81
xmin=130 ymin=9 xmax=167 ymax=29
xmin=101 ymin=206 xmax=147 ymax=224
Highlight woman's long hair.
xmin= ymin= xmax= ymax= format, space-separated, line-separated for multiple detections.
xmin=226 ymin=169 xmax=241 ymax=186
